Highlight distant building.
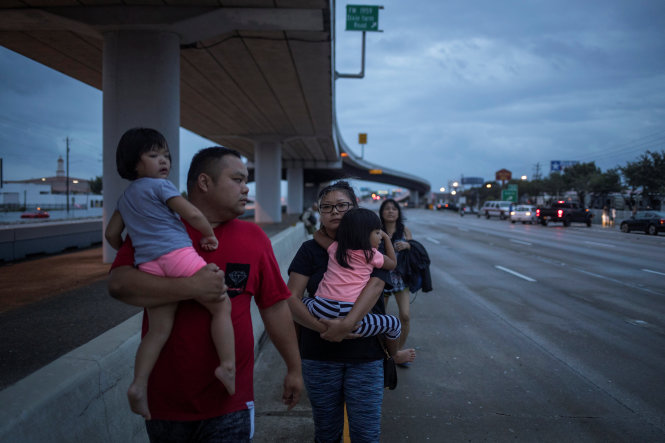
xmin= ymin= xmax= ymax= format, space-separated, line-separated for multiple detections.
xmin=1 ymin=156 xmax=102 ymax=209
xmin=5 ymin=156 xmax=92 ymax=194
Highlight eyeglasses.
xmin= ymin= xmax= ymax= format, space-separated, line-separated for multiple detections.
xmin=319 ymin=202 xmax=352 ymax=213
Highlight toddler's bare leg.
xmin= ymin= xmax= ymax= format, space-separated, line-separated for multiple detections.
xmin=128 ymin=303 xmax=178 ymax=420
xmin=201 ymin=295 xmax=235 ymax=395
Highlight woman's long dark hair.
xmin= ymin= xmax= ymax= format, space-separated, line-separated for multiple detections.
xmin=336 ymin=208 xmax=382 ymax=269
xmin=379 ymin=198 xmax=406 ymax=241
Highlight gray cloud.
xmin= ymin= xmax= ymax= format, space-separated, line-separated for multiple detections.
xmin=1 ymin=1 xmax=664 ymax=193
xmin=335 ymin=0 xmax=665 ymax=188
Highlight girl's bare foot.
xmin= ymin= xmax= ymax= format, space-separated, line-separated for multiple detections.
xmin=215 ymin=365 xmax=236 ymax=395
xmin=127 ymin=382 xmax=151 ymax=420
xmin=394 ymin=348 xmax=416 ymax=365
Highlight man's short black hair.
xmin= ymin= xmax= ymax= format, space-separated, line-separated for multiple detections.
xmin=186 ymin=146 xmax=242 ymax=195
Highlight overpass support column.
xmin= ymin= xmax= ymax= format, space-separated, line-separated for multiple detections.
xmin=411 ymin=189 xmax=419 ymax=207
xmin=102 ymin=31 xmax=180 ymax=263
xmin=287 ymin=168 xmax=304 ymax=214
xmin=254 ymin=141 xmax=282 ymax=223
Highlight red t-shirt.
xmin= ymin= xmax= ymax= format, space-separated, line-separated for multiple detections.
xmin=110 ymin=219 xmax=291 ymax=420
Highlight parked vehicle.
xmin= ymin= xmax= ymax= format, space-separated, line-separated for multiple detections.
xmin=536 ymin=201 xmax=593 ymax=227
xmin=20 ymin=209 xmax=50 ymax=219
xmin=619 ymin=211 xmax=665 ymax=235
xmin=510 ymin=205 xmax=536 ymax=224
xmin=479 ymin=201 xmax=512 ymax=220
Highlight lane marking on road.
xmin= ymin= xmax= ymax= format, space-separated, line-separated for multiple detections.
xmin=584 ymin=241 xmax=615 ymax=248
xmin=573 ymin=268 xmax=664 ymax=296
xmin=510 ymin=239 xmax=532 ymax=246
xmin=495 ymin=265 xmax=537 ymax=282
xmin=426 ymin=237 xmax=440 ymax=244
xmin=577 ymin=269 xmax=618 ymax=281
xmin=623 ymin=318 xmax=665 ymax=334
xmin=432 ymin=266 xmax=660 ymax=426
xmin=625 ymin=318 xmax=649 ymax=327
xmin=642 ymin=268 xmax=665 ymax=277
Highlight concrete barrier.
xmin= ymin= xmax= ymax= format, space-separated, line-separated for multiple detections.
xmin=0 ymin=222 xmax=308 ymax=443
xmin=0 ymin=219 xmax=102 ymax=262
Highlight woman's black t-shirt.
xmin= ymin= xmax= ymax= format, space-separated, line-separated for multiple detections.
xmin=287 ymin=239 xmax=388 ymax=362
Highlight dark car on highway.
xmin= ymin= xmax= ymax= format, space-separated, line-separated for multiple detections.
xmin=436 ymin=201 xmax=458 ymax=211
xmin=536 ymin=201 xmax=593 ymax=227
xmin=619 ymin=211 xmax=665 ymax=235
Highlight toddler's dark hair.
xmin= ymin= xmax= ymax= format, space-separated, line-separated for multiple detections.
xmin=116 ymin=127 xmax=169 ymax=180
xmin=336 ymin=207 xmax=382 ymax=269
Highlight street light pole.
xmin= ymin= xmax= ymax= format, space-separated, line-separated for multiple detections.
xmin=65 ymin=137 xmax=70 ymax=214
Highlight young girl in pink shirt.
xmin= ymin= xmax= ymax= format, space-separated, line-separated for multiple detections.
xmin=302 ymin=207 xmax=402 ymax=356
xmin=105 ymin=128 xmax=235 ymax=420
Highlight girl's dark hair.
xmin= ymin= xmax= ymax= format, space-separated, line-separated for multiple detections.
xmin=317 ymin=180 xmax=359 ymax=208
xmin=379 ymin=198 xmax=406 ymax=240
xmin=336 ymin=207 xmax=382 ymax=269
xmin=116 ymin=127 xmax=169 ymax=180
xmin=186 ymin=146 xmax=242 ymax=195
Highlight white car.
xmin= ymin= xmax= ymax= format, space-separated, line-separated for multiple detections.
xmin=479 ymin=201 xmax=512 ymax=219
xmin=510 ymin=205 xmax=537 ymax=224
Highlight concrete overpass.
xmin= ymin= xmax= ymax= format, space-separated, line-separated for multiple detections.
xmin=0 ymin=1 xmax=430 ymax=261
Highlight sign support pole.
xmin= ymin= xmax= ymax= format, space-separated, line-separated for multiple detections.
xmin=336 ymin=31 xmax=366 ymax=79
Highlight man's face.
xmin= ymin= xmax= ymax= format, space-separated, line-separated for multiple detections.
xmin=207 ymin=155 xmax=250 ymax=219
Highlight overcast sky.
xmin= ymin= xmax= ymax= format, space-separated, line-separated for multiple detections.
xmin=1 ymin=0 xmax=664 ymax=195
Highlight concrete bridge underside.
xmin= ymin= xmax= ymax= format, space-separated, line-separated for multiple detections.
xmin=0 ymin=1 xmax=430 ymax=261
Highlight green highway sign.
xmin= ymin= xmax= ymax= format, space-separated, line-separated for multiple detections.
xmin=501 ymin=189 xmax=518 ymax=203
xmin=346 ymin=5 xmax=381 ymax=31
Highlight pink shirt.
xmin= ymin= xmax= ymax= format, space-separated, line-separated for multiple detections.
xmin=316 ymin=242 xmax=384 ymax=303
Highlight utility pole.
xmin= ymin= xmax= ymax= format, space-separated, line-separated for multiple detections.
xmin=65 ymin=137 xmax=70 ymax=213
xmin=533 ymin=162 xmax=542 ymax=181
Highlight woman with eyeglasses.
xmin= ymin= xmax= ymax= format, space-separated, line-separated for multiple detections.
xmin=287 ymin=181 xmax=415 ymax=443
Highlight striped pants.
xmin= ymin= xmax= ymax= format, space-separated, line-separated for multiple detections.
xmin=303 ymin=296 xmax=401 ymax=340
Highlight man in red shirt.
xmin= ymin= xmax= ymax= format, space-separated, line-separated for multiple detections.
xmin=109 ymin=146 xmax=302 ymax=442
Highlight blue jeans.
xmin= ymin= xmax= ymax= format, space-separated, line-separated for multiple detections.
xmin=302 ymin=359 xmax=384 ymax=443
xmin=145 ymin=407 xmax=253 ymax=443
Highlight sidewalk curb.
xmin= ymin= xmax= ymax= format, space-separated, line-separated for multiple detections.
xmin=0 ymin=315 xmax=145 ymax=443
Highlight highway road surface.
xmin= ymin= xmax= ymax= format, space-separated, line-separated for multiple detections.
xmin=254 ymin=207 xmax=665 ymax=442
